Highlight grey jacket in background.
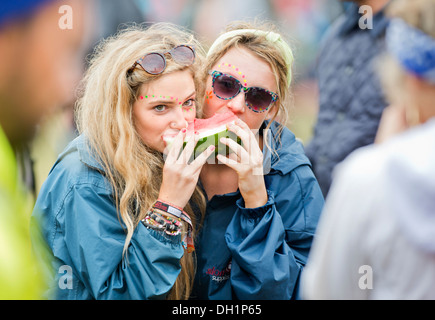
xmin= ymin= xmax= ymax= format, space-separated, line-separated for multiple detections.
xmin=305 ymin=2 xmax=391 ymax=198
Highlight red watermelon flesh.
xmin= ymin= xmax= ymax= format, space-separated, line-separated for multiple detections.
xmin=190 ymin=111 xmax=237 ymax=139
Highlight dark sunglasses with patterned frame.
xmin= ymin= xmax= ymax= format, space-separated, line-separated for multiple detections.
xmin=210 ymin=70 xmax=278 ymax=113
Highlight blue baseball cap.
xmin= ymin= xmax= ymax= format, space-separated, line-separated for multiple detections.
xmin=0 ymin=0 xmax=56 ymax=29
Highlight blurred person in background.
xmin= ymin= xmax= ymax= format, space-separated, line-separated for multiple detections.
xmin=0 ymin=0 xmax=90 ymax=298
xmin=31 ymin=0 xmax=144 ymax=196
xmin=191 ymin=0 xmax=273 ymax=46
xmin=305 ymin=0 xmax=392 ymax=198
xmin=302 ymin=0 xmax=435 ymax=299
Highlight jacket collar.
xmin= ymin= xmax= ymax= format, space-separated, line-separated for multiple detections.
xmin=75 ymin=134 xmax=105 ymax=172
xmin=262 ymin=121 xmax=311 ymax=175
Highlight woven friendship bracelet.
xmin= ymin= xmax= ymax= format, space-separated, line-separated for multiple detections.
xmin=155 ymin=200 xmax=193 ymax=228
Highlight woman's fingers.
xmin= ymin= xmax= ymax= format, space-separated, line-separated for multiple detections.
xmin=216 ymin=153 xmax=239 ymax=170
xmin=220 ymin=137 xmax=247 ymax=161
xmin=176 ymin=131 xmax=197 ymax=164
xmin=190 ymin=145 xmax=215 ymax=169
xmin=226 ymin=120 xmax=259 ymax=155
xmin=165 ymin=129 xmax=186 ymax=163
xmin=219 ymin=119 xmax=264 ymax=176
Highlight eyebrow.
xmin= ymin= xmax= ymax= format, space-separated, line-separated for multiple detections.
xmin=143 ymin=91 xmax=196 ymax=105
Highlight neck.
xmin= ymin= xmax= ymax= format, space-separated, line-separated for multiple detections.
xmin=201 ymin=162 xmax=231 ymax=174
xmin=200 ymin=162 xmax=238 ymax=199
xmin=417 ymin=88 xmax=435 ymax=124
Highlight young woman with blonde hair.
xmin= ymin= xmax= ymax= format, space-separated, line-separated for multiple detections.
xmin=31 ymin=23 xmax=215 ymax=300
xmin=190 ymin=21 xmax=324 ymax=300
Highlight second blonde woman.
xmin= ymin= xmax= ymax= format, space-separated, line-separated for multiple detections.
xmin=191 ymin=22 xmax=324 ymax=300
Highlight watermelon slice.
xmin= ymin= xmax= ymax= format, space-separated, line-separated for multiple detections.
xmin=163 ymin=111 xmax=242 ymax=158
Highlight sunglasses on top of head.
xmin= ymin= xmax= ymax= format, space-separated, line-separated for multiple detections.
xmin=127 ymin=45 xmax=195 ymax=75
xmin=209 ymin=70 xmax=278 ymax=113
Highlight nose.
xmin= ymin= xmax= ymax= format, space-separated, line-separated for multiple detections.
xmin=226 ymin=90 xmax=246 ymax=114
xmin=170 ymin=107 xmax=189 ymax=129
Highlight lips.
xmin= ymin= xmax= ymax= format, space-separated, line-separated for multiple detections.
xmin=162 ymin=129 xmax=180 ymax=140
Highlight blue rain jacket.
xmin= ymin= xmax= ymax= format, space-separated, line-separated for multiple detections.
xmin=191 ymin=121 xmax=324 ymax=300
xmin=31 ymin=135 xmax=184 ymax=299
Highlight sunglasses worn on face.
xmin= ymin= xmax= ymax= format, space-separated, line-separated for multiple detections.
xmin=210 ymin=71 xmax=278 ymax=113
xmin=128 ymin=45 xmax=195 ymax=75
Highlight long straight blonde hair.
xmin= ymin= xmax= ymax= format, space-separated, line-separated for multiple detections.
xmin=75 ymin=23 xmax=206 ymax=300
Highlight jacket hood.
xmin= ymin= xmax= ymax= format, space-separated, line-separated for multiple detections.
xmin=262 ymin=121 xmax=312 ymax=175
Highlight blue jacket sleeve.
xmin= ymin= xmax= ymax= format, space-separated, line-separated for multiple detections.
xmin=225 ymin=165 xmax=323 ymax=300
xmin=61 ymin=183 xmax=184 ymax=299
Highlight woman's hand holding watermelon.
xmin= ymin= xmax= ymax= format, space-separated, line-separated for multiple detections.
xmin=217 ymin=118 xmax=268 ymax=208
xmin=159 ymin=128 xmax=215 ymax=210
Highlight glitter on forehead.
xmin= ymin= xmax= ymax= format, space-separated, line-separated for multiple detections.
xmin=218 ymin=63 xmax=248 ymax=87
xmin=140 ymin=95 xmax=192 ymax=107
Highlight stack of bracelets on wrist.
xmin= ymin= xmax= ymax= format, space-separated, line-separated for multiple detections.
xmin=143 ymin=209 xmax=182 ymax=236
xmin=141 ymin=199 xmax=195 ymax=253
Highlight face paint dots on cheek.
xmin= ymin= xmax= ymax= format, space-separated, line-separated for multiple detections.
xmin=218 ymin=63 xmax=248 ymax=87
xmin=205 ymin=90 xmax=213 ymax=101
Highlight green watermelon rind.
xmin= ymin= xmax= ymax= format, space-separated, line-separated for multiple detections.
xmin=184 ymin=128 xmax=242 ymax=159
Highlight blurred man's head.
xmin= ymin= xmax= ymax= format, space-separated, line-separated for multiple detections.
xmin=0 ymin=0 xmax=90 ymax=146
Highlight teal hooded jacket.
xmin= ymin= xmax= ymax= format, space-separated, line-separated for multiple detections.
xmin=32 ymin=135 xmax=184 ymax=299
xmin=191 ymin=121 xmax=324 ymax=300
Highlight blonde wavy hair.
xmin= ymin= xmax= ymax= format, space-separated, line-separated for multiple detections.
xmin=199 ymin=21 xmax=294 ymax=151
xmin=75 ymin=23 xmax=206 ymax=300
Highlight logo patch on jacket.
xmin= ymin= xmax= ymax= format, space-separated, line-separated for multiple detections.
xmin=206 ymin=261 xmax=231 ymax=283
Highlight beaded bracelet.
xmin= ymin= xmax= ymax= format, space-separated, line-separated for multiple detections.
xmin=142 ymin=207 xmax=182 ymax=231
xmin=142 ymin=211 xmax=182 ymax=236
xmin=152 ymin=210 xmax=182 ymax=235
xmin=153 ymin=199 xmax=195 ymax=253
xmin=155 ymin=200 xmax=195 ymax=253
xmin=152 ymin=207 xmax=182 ymax=228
